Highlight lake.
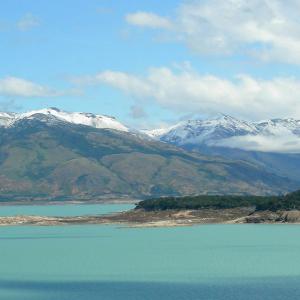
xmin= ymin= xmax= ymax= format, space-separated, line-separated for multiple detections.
xmin=0 ymin=204 xmax=300 ymax=299
xmin=0 ymin=203 xmax=134 ymax=217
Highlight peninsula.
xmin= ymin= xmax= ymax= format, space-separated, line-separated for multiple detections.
xmin=1 ymin=190 xmax=300 ymax=227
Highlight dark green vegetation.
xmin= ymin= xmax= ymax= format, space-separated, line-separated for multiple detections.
xmin=0 ymin=118 xmax=298 ymax=202
xmin=136 ymin=190 xmax=300 ymax=212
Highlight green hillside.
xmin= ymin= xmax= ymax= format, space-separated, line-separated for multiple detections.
xmin=0 ymin=119 xmax=297 ymax=202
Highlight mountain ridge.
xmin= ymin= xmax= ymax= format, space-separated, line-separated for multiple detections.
xmin=0 ymin=108 xmax=299 ymax=201
xmin=145 ymin=114 xmax=300 ymax=152
xmin=0 ymin=113 xmax=297 ymax=201
xmin=4 ymin=108 xmax=300 ymax=151
xmin=0 ymin=107 xmax=129 ymax=132
xmin=144 ymin=114 xmax=300 ymax=183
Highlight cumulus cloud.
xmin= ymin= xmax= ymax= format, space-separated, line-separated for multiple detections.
xmin=126 ymin=0 xmax=300 ymax=64
xmin=17 ymin=13 xmax=40 ymax=31
xmin=73 ymin=67 xmax=300 ymax=121
xmin=125 ymin=12 xmax=172 ymax=29
xmin=0 ymin=77 xmax=58 ymax=97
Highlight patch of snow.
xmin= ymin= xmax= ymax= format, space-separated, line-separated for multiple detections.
xmin=0 ymin=112 xmax=16 ymax=127
xmin=0 ymin=108 xmax=129 ymax=132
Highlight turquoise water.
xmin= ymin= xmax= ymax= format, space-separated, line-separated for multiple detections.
xmin=0 ymin=203 xmax=134 ymax=217
xmin=1 ymin=206 xmax=300 ymax=299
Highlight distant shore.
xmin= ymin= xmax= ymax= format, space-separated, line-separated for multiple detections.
xmin=0 ymin=199 xmax=139 ymax=206
xmin=1 ymin=208 xmax=300 ymax=227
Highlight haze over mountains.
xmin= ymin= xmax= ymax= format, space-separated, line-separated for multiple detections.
xmin=0 ymin=108 xmax=299 ymax=202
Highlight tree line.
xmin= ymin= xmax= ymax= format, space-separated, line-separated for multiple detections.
xmin=136 ymin=190 xmax=300 ymax=212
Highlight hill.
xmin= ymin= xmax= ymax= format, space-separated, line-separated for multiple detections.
xmin=0 ymin=111 xmax=297 ymax=202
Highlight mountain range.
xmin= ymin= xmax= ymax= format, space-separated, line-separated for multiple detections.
xmin=146 ymin=115 xmax=300 ymax=182
xmin=0 ymin=108 xmax=299 ymax=202
xmin=146 ymin=114 xmax=300 ymax=150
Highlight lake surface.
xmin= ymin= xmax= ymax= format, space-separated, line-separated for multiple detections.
xmin=0 ymin=204 xmax=300 ymax=299
xmin=0 ymin=203 xmax=134 ymax=217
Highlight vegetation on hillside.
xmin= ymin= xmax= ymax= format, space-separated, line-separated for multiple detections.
xmin=0 ymin=118 xmax=297 ymax=201
xmin=136 ymin=190 xmax=300 ymax=212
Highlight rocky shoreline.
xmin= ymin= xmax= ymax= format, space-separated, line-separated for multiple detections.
xmin=1 ymin=208 xmax=300 ymax=227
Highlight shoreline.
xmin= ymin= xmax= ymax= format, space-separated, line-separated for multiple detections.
xmin=1 ymin=208 xmax=300 ymax=227
xmin=0 ymin=199 xmax=139 ymax=206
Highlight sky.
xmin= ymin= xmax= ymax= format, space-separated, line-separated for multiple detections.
xmin=1 ymin=0 xmax=300 ymax=129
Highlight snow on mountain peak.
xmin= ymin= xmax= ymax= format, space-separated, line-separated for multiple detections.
xmin=146 ymin=115 xmax=258 ymax=145
xmin=0 ymin=108 xmax=129 ymax=132
xmin=0 ymin=112 xmax=15 ymax=127
xmin=144 ymin=115 xmax=300 ymax=153
xmin=2 ymin=109 xmax=300 ymax=153
xmin=255 ymin=118 xmax=300 ymax=136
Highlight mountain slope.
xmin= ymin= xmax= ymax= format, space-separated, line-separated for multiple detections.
xmin=147 ymin=115 xmax=300 ymax=182
xmin=0 ymin=117 xmax=296 ymax=201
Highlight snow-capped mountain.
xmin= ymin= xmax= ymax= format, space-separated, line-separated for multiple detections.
xmin=145 ymin=115 xmax=300 ymax=182
xmin=145 ymin=115 xmax=300 ymax=153
xmin=2 ymin=108 xmax=300 ymax=153
xmin=145 ymin=115 xmax=258 ymax=145
xmin=0 ymin=109 xmax=300 ymax=193
xmin=255 ymin=118 xmax=300 ymax=136
xmin=0 ymin=108 xmax=129 ymax=132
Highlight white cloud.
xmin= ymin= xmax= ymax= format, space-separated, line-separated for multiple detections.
xmin=216 ymin=131 xmax=300 ymax=154
xmin=126 ymin=0 xmax=300 ymax=64
xmin=125 ymin=12 xmax=172 ymax=29
xmin=74 ymin=67 xmax=300 ymax=121
xmin=0 ymin=77 xmax=58 ymax=97
xmin=17 ymin=13 xmax=40 ymax=31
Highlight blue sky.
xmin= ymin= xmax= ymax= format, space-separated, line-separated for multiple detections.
xmin=1 ymin=0 xmax=300 ymax=128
